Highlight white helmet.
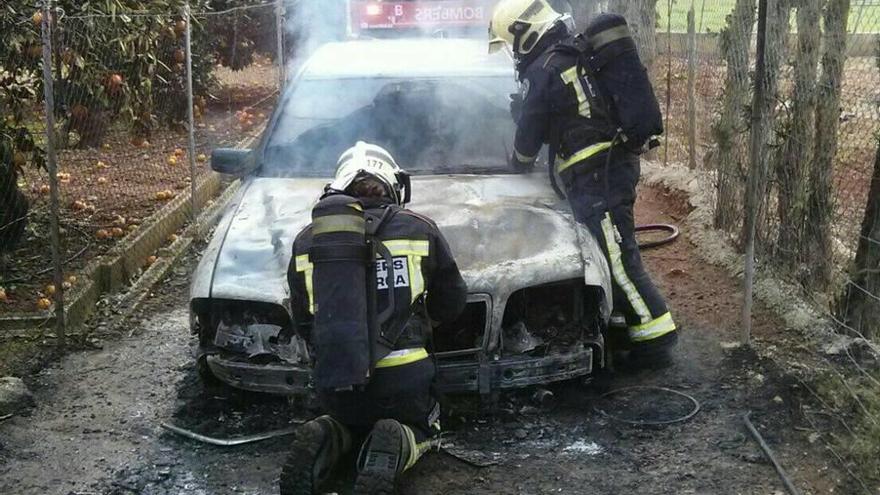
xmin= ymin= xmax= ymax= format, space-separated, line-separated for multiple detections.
xmin=326 ymin=141 xmax=411 ymax=205
xmin=488 ymin=0 xmax=573 ymax=58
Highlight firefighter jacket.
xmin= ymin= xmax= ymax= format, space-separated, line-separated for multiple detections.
xmin=511 ymin=32 xmax=618 ymax=181
xmin=288 ymin=197 xmax=468 ymax=368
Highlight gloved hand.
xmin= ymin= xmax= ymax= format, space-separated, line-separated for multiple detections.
xmin=509 ymin=93 xmax=524 ymax=123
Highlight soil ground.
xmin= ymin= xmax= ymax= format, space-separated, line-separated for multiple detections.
xmin=0 ymin=184 xmax=851 ymax=495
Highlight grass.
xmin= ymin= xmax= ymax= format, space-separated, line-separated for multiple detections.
xmin=655 ymin=0 xmax=880 ymax=33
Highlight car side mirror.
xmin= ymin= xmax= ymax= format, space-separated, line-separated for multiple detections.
xmin=211 ymin=148 xmax=252 ymax=175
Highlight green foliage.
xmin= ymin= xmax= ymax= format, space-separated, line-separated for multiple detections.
xmin=815 ymin=370 xmax=880 ymax=487
xmin=1 ymin=2 xmax=46 ymax=244
xmin=49 ymin=0 xmax=215 ymax=145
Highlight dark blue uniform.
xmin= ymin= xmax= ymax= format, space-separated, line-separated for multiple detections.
xmin=510 ymin=27 xmax=677 ymax=352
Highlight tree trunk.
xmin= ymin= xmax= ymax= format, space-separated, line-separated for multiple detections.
xmin=776 ymin=0 xmax=820 ymax=267
xmin=808 ymin=0 xmax=850 ymax=287
xmin=713 ymin=0 xmax=756 ymax=232
xmin=839 ymin=139 xmax=880 ymax=340
xmin=608 ymin=0 xmax=658 ymax=69
xmin=752 ymin=0 xmax=790 ymax=248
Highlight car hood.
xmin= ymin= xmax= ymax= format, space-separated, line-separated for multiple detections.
xmin=198 ymin=173 xmax=610 ymax=312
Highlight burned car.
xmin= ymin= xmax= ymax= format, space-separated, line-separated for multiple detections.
xmin=189 ymin=38 xmax=612 ymax=398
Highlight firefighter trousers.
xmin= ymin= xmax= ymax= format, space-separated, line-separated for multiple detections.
xmin=318 ymin=357 xmax=439 ymax=442
xmin=564 ymin=152 xmax=678 ymax=350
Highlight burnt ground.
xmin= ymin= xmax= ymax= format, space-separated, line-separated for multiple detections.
xmin=0 ymin=185 xmax=850 ymax=495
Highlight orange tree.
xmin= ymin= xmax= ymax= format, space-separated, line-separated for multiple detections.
xmin=50 ymin=0 xmax=215 ymax=146
xmin=0 ymin=2 xmax=45 ymax=258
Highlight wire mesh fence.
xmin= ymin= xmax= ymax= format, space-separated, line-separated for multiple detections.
xmin=0 ymin=1 xmax=282 ymax=341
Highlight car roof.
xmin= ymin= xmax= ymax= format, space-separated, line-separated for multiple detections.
xmin=300 ymin=38 xmax=514 ymax=79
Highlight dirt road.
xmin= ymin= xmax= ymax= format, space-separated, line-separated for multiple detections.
xmin=0 ymin=186 xmax=846 ymax=495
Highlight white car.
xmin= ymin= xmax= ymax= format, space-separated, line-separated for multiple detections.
xmin=189 ymin=38 xmax=612 ymax=397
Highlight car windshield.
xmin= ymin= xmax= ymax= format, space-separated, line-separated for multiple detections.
xmin=260 ymin=75 xmax=517 ymax=177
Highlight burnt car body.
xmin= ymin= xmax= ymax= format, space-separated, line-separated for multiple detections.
xmin=190 ymin=38 xmax=612 ymax=397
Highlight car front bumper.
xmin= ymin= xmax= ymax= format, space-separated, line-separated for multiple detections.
xmin=205 ymin=346 xmax=595 ymax=396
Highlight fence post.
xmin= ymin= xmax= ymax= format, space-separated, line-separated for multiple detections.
xmin=687 ymin=3 xmax=697 ymax=170
xmin=742 ymin=0 xmax=771 ymax=346
xmin=276 ymin=0 xmax=285 ymax=89
xmin=184 ymin=2 xmax=199 ymax=225
xmin=40 ymin=0 xmax=65 ymax=348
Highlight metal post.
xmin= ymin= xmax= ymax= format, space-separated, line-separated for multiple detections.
xmin=687 ymin=2 xmax=697 ymax=169
xmin=184 ymin=2 xmax=199 ymax=224
xmin=742 ymin=0 xmax=770 ymax=345
xmin=40 ymin=0 xmax=65 ymax=347
xmin=276 ymin=0 xmax=285 ymax=89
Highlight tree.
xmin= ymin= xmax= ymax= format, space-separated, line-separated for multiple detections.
xmin=0 ymin=2 xmax=46 ymax=261
xmin=838 ymin=42 xmax=880 ymax=340
xmin=712 ymin=0 xmax=755 ymax=231
xmin=807 ymin=0 xmax=851 ymax=286
xmin=774 ymin=0 xmax=820 ymax=268
xmin=49 ymin=0 xmax=215 ymax=146
xmin=839 ymin=136 xmax=880 ymax=340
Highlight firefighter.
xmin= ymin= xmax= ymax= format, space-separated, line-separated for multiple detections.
xmin=488 ymin=0 xmax=678 ymax=367
xmin=282 ymin=142 xmax=467 ymax=495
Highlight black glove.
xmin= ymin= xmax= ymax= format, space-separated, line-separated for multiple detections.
xmin=509 ymin=93 xmax=524 ymax=123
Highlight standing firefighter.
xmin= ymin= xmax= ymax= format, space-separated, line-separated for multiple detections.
xmin=489 ymin=0 xmax=678 ymax=366
xmin=283 ymin=142 xmax=467 ymax=495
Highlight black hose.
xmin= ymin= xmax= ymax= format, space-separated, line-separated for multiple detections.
xmin=636 ymin=223 xmax=680 ymax=250
xmin=743 ymin=412 xmax=802 ymax=495
xmin=593 ymin=385 xmax=701 ymax=426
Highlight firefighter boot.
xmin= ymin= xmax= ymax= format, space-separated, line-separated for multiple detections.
xmin=279 ymin=415 xmax=352 ymax=495
xmin=354 ymin=419 xmax=434 ymax=495
xmin=627 ymin=330 xmax=678 ymax=370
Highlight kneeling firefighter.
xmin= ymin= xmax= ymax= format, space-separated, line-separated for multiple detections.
xmin=489 ymin=1 xmax=678 ymax=366
xmin=283 ymin=142 xmax=468 ymax=495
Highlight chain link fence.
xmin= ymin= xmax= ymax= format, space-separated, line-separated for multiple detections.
xmin=0 ymin=1 xmax=283 ymax=344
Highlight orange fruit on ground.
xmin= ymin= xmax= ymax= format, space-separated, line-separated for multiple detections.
xmin=36 ymin=298 xmax=51 ymax=310
xmin=174 ymin=148 xmax=185 ymax=157
xmin=32 ymin=11 xmax=43 ymax=27
xmin=174 ymin=20 xmax=187 ymax=34
xmin=174 ymin=49 xmax=186 ymax=64
xmin=96 ymin=229 xmax=110 ymax=240
xmin=45 ymin=284 xmax=56 ymax=296
xmin=167 ymin=234 xmax=179 ymax=243
xmin=111 ymin=227 xmax=124 ymax=238
xmin=113 ymin=215 xmax=126 ymax=226
xmin=0 ymin=288 xmax=7 ymax=303
xmin=39 ymin=185 xmax=51 ymax=195
xmin=57 ymin=172 xmax=71 ymax=183
xmin=67 ymin=275 xmax=77 ymax=284
xmin=196 ymin=153 xmax=207 ymax=163
xmin=167 ymin=156 xmax=178 ymax=166
xmin=102 ymin=143 xmax=111 ymax=150
xmin=97 ymin=177 xmax=107 ymax=184
xmin=145 ymin=255 xmax=158 ymax=266
xmin=71 ymin=200 xmax=87 ymax=211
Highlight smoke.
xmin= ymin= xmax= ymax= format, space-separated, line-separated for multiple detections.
xmin=263 ymin=0 xmax=518 ymax=179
